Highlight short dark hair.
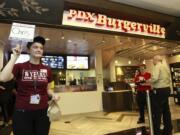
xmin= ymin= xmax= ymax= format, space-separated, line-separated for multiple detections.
xmin=27 ymin=36 xmax=46 ymax=49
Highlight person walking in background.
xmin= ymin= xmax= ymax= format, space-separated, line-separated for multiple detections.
xmin=151 ymin=55 xmax=172 ymax=135
xmin=134 ymin=65 xmax=151 ymax=124
xmin=0 ymin=36 xmax=59 ymax=135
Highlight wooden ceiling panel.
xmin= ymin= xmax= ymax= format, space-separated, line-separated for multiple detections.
xmin=0 ymin=23 xmax=179 ymax=68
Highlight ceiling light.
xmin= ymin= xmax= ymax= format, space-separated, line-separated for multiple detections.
xmin=128 ymin=60 xmax=131 ymax=64
xmin=173 ymin=49 xmax=176 ymax=52
xmin=45 ymin=38 xmax=50 ymax=41
xmin=101 ymin=36 xmax=105 ymax=43
xmin=142 ymin=39 xmax=146 ymax=45
xmin=102 ymin=40 xmax=105 ymax=43
xmin=153 ymin=46 xmax=157 ymax=50
xmin=68 ymin=40 xmax=72 ymax=43
xmin=59 ymin=72 xmax=62 ymax=75
xmin=115 ymin=60 xmax=118 ymax=64
xmin=143 ymin=60 xmax=146 ymax=64
xmin=114 ymin=36 xmax=119 ymax=39
xmin=61 ymin=32 xmax=65 ymax=40
xmin=61 ymin=36 xmax=65 ymax=40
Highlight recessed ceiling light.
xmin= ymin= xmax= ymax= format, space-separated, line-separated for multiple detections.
xmin=68 ymin=40 xmax=72 ymax=43
xmin=153 ymin=46 xmax=157 ymax=50
xmin=143 ymin=60 xmax=146 ymax=64
xmin=61 ymin=31 xmax=65 ymax=40
xmin=101 ymin=40 xmax=105 ymax=43
xmin=101 ymin=36 xmax=106 ymax=43
xmin=45 ymin=38 xmax=50 ymax=41
xmin=114 ymin=36 xmax=119 ymax=39
xmin=61 ymin=36 xmax=65 ymax=40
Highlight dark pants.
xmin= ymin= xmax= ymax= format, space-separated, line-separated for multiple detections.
xmin=136 ymin=91 xmax=146 ymax=121
xmin=151 ymin=87 xmax=173 ymax=135
xmin=12 ymin=108 xmax=50 ymax=135
xmin=0 ymin=104 xmax=9 ymax=123
xmin=0 ymin=92 xmax=14 ymax=124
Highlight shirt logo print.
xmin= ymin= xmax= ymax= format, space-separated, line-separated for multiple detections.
xmin=22 ymin=70 xmax=47 ymax=81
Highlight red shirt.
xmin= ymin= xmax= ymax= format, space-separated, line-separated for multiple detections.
xmin=13 ymin=61 xmax=52 ymax=110
xmin=134 ymin=72 xmax=151 ymax=91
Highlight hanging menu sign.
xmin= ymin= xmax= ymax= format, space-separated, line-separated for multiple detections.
xmin=62 ymin=9 xmax=166 ymax=38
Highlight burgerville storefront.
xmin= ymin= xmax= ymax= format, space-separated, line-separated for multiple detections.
xmin=0 ymin=0 xmax=180 ymax=115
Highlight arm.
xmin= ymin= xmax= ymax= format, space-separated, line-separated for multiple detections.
xmin=141 ymin=72 xmax=151 ymax=86
xmin=47 ymin=82 xmax=60 ymax=101
xmin=151 ymin=65 xmax=160 ymax=83
xmin=0 ymin=45 xmax=21 ymax=82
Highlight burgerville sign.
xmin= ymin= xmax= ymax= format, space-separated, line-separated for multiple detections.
xmin=62 ymin=9 xmax=166 ymax=38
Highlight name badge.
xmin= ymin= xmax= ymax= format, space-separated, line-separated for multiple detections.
xmin=30 ymin=94 xmax=40 ymax=104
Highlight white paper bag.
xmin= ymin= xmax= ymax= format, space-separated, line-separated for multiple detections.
xmin=47 ymin=100 xmax=61 ymax=122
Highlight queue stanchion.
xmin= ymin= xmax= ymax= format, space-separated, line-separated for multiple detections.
xmin=146 ymin=90 xmax=154 ymax=135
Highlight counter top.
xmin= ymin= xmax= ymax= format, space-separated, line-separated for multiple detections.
xmin=103 ymin=90 xmax=132 ymax=93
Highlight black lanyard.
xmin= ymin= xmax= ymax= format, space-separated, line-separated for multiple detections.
xmin=29 ymin=62 xmax=39 ymax=92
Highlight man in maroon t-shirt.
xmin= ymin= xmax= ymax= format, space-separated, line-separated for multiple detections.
xmin=134 ymin=64 xmax=151 ymax=124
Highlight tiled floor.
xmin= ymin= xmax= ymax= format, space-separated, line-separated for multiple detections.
xmin=1 ymin=97 xmax=180 ymax=135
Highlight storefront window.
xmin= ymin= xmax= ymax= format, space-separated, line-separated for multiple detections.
xmin=52 ymin=69 xmax=97 ymax=92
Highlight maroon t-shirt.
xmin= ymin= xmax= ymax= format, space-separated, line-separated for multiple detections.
xmin=13 ymin=61 xmax=52 ymax=110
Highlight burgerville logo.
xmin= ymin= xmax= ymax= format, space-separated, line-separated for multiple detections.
xmin=62 ymin=9 xmax=166 ymax=38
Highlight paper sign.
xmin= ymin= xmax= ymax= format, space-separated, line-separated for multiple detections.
xmin=9 ymin=22 xmax=35 ymax=42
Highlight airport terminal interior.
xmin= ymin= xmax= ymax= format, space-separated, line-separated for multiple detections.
xmin=0 ymin=0 xmax=180 ymax=135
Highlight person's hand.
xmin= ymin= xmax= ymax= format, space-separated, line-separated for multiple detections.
xmin=0 ymin=85 xmax=5 ymax=90
xmin=52 ymin=93 xmax=60 ymax=101
xmin=12 ymin=44 xmax=22 ymax=57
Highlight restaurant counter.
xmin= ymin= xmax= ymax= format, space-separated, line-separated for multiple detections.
xmin=54 ymin=85 xmax=97 ymax=92
xmin=102 ymin=90 xmax=133 ymax=112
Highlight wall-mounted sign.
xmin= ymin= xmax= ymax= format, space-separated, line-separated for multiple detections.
xmin=62 ymin=9 xmax=166 ymax=38
xmin=9 ymin=22 xmax=35 ymax=41
xmin=0 ymin=0 xmax=64 ymax=25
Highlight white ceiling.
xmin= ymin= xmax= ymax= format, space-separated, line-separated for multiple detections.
xmin=110 ymin=0 xmax=180 ymax=17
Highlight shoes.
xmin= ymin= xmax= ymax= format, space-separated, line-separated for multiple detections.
xmin=137 ymin=119 xmax=145 ymax=124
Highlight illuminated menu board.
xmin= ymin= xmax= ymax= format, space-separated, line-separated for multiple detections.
xmin=67 ymin=56 xmax=89 ymax=69
xmin=41 ymin=55 xmax=65 ymax=69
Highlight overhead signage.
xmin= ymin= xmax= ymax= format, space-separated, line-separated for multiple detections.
xmin=9 ymin=22 xmax=35 ymax=41
xmin=62 ymin=9 xmax=166 ymax=38
xmin=0 ymin=0 xmax=64 ymax=26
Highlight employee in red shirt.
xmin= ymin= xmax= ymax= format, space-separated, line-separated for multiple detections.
xmin=0 ymin=36 xmax=59 ymax=135
xmin=134 ymin=64 xmax=151 ymax=124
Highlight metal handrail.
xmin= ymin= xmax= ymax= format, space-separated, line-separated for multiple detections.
xmin=146 ymin=90 xmax=154 ymax=135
